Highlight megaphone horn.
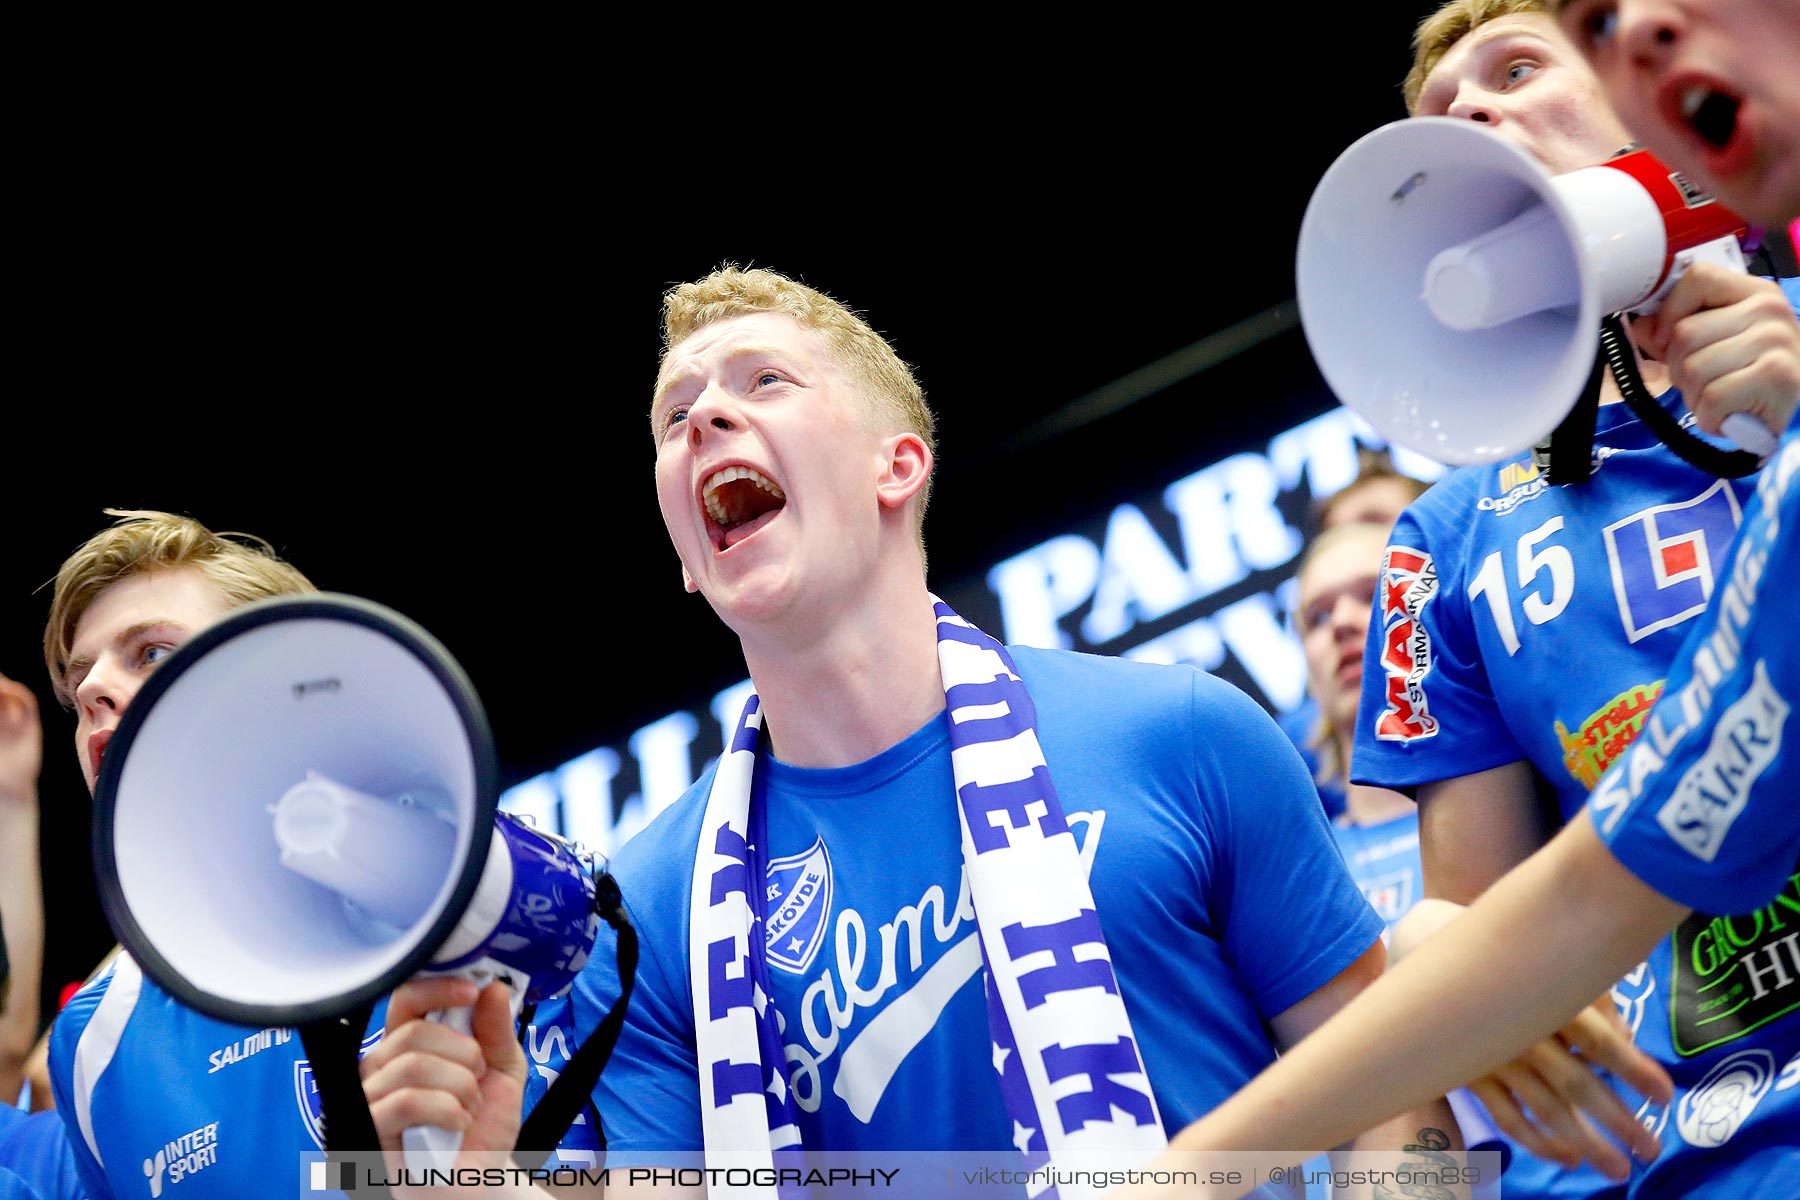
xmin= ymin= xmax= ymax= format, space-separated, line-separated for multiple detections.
xmin=1296 ymin=116 xmax=1776 ymax=466
xmin=93 ymin=593 xmax=602 ymax=1170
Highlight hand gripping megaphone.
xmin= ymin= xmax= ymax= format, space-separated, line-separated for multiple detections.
xmin=91 ymin=593 xmax=608 ymax=1174
xmin=1295 ymin=116 xmax=1778 ymax=466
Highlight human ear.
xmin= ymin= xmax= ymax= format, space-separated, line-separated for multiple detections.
xmin=876 ymin=433 xmax=932 ymax=511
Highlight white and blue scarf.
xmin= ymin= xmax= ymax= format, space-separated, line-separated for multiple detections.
xmin=689 ymin=599 xmax=1166 ymax=1196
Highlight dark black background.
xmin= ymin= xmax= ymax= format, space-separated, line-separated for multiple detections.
xmin=5 ymin=11 xmax=1433 ymax=1026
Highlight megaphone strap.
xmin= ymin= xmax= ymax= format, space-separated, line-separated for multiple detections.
xmin=300 ymin=1000 xmax=396 ymax=1199
xmin=1540 ymin=315 xmax=1766 ymax=483
xmin=1538 ymin=345 xmax=1607 ymax=484
xmin=1601 ymin=315 xmax=1766 ymax=479
xmin=513 ymin=874 xmax=639 ymax=1167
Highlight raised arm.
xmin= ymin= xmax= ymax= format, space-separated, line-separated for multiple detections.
xmin=1165 ymin=813 xmax=1678 ymax=1187
xmin=1628 ymin=263 xmax=1800 ymax=443
xmin=1267 ymin=938 xmax=1471 ymax=1200
xmin=0 ymin=671 xmax=45 ymax=1105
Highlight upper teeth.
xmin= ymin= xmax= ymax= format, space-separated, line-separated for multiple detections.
xmin=1682 ymin=87 xmax=1708 ymax=120
xmin=703 ymin=465 xmax=785 ymax=525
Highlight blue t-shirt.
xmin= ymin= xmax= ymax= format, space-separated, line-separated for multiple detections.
xmin=47 ymin=954 xmax=599 ymax=1199
xmin=1277 ymin=696 xmax=1346 ymax=820
xmin=0 ymin=1107 xmax=81 ymax=1200
xmin=1350 ymin=301 xmax=1800 ymax=1200
xmin=1580 ymin=426 xmax=1800 ymax=1197
xmin=571 ymin=648 xmax=1383 ymax=1196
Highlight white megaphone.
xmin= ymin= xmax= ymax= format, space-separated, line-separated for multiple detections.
xmin=92 ymin=593 xmax=602 ymax=1172
xmin=1296 ymin=116 xmax=1777 ymax=465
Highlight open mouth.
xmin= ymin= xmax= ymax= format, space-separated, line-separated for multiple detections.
xmin=1681 ymin=85 xmax=1741 ymax=150
xmin=702 ymin=465 xmax=787 ymax=550
xmin=1659 ymin=75 xmax=1755 ymax=182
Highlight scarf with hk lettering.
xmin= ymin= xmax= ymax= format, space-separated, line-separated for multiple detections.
xmin=688 ymin=598 xmax=1166 ymax=1198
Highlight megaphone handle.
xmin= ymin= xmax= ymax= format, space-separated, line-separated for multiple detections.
xmin=399 ymin=961 xmax=529 ymax=1172
xmin=401 ymin=1002 xmax=474 ymax=1172
xmin=1631 ymin=234 xmax=1777 ymax=460
xmin=1721 ymin=411 xmax=1780 ymax=461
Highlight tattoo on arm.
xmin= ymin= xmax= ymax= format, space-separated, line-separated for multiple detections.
xmin=1371 ymin=1127 xmax=1460 ymax=1200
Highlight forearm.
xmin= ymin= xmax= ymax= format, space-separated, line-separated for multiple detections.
xmin=1170 ymin=815 xmax=1684 ymax=1155
xmin=0 ymin=796 xmax=44 ymax=1102
xmin=1335 ymin=1101 xmax=1468 ymax=1200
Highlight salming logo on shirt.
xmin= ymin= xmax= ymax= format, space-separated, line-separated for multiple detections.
xmin=206 ymin=1026 xmax=293 ymax=1074
xmin=771 ymin=811 xmax=1105 ymax=1123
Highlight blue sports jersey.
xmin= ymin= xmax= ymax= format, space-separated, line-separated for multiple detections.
xmin=1589 ymin=427 xmax=1800 ymax=915
xmin=48 ymin=956 xmax=386 ymax=1200
xmin=1354 ymin=279 xmax=1800 ymax=824
xmin=1579 ymin=426 xmax=1800 ymax=1196
xmin=568 ymin=648 xmax=1383 ymax=1198
xmin=1350 ymin=391 xmax=1763 ymax=823
xmin=1332 ymin=811 xmax=1422 ymax=935
xmin=1351 ymin=285 xmax=1800 ymax=1200
xmin=0 ymin=1107 xmax=81 ymax=1200
xmin=48 ymin=954 xmax=599 ymax=1199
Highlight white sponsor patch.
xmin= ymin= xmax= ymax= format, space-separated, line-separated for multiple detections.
xmin=141 ymin=1122 xmax=220 ymax=1195
xmin=1359 ymin=870 xmax=1414 ymax=925
xmin=1676 ymin=1049 xmax=1775 ymax=1149
xmin=1656 ymin=661 xmax=1789 ymax=861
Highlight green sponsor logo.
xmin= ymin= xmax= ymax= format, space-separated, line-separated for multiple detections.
xmin=1670 ymin=867 xmax=1800 ymax=1056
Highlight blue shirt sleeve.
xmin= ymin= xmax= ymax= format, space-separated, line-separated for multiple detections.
xmin=1350 ymin=502 xmax=1529 ymax=793
xmin=1191 ymin=671 xmax=1386 ymax=1018
xmin=1587 ymin=433 xmax=1800 ymax=914
xmin=46 ymin=979 xmax=115 ymax=1200
xmin=1276 ymin=695 xmax=1344 ymax=820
